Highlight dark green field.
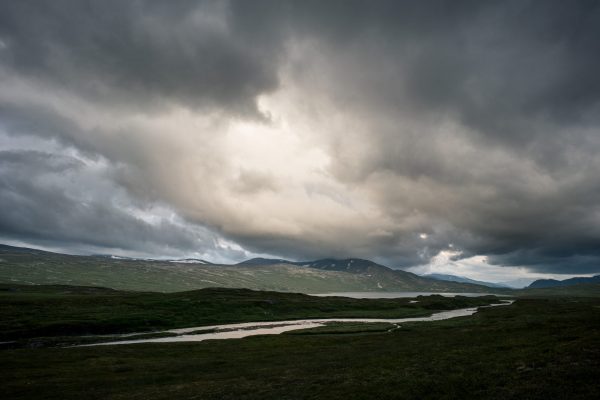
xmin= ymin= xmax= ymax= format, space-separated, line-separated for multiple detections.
xmin=1 ymin=285 xmax=599 ymax=399
xmin=0 ymin=284 xmax=497 ymax=347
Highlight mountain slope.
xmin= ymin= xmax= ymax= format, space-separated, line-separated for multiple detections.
xmin=424 ymin=273 xmax=508 ymax=288
xmin=497 ymin=278 xmax=535 ymax=289
xmin=237 ymin=258 xmax=292 ymax=266
xmin=239 ymin=257 xmax=501 ymax=292
xmin=0 ymin=244 xmax=504 ymax=293
xmin=296 ymin=258 xmax=383 ymax=272
xmin=528 ymin=275 xmax=600 ymax=289
xmin=514 ymin=283 xmax=600 ymax=297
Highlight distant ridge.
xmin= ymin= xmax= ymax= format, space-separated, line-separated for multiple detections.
xmin=167 ymin=258 xmax=212 ymax=265
xmin=0 ymin=244 xmax=505 ymax=293
xmin=423 ymin=273 xmax=508 ymax=288
xmin=297 ymin=258 xmax=383 ymax=273
xmin=0 ymin=243 xmax=59 ymax=255
xmin=101 ymin=255 xmax=213 ymax=264
xmin=528 ymin=275 xmax=600 ymax=289
xmin=497 ymin=278 xmax=534 ymax=289
xmin=234 ymin=257 xmax=502 ymax=293
xmin=240 ymin=257 xmax=397 ymax=273
xmin=237 ymin=258 xmax=292 ymax=266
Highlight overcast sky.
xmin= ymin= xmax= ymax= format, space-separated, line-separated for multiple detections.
xmin=1 ymin=1 xmax=599 ymax=282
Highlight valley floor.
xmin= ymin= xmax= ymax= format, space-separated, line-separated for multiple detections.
xmin=0 ymin=286 xmax=599 ymax=399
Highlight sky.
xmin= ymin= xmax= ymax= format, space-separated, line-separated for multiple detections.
xmin=1 ymin=1 xmax=600 ymax=282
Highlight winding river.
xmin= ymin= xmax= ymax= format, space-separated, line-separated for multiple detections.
xmin=80 ymin=300 xmax=513 ymax=347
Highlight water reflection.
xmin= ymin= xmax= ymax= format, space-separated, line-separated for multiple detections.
xmin=311 ymin=292 xmax=507 ymax=298
xmin=81 ymin=301 xmax=513 ymax=347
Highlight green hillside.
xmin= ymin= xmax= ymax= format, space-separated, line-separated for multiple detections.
xmin=0 ymin=244 xmax=500 ymax=293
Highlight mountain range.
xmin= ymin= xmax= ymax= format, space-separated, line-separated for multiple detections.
xmin=528 ymin=275 xmax=600 ymax=289
xmin=2 ymin=244 xmax=599 ymax=295
xmin=422 ymin=273 xmax=509 ymax=288
xmin=0 ymin=244 xmax=502 ymax=294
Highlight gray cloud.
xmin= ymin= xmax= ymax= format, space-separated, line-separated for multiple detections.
xmin=0 ymin=0 xmax=283 ymax=116
xmin=1 ymin=1 xmax=600 ymax=275
xmin=0 ymin=143 xmax=245 ymax=261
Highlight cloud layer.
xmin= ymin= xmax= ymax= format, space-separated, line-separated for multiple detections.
xmin=1 ymin=1 xmax=599 ymax=274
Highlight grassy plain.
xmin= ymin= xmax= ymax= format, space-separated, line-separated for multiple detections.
xmin=0 ymin=284 xmax=498 ymax=346
xmin=0 ymin=290 xmax=598 ymax=399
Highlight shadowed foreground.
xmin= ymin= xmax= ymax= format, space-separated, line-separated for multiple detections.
xmin=1 ymin=297 xmax=599 ymax=399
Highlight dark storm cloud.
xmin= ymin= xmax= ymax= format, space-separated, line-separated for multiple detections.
xmin=273 ymin=0 xmax=600 ymax=273
xmin=1 ymin=0 xmax=600 ymax=274
xmin=0 ymin=102 xmax=96 ymax=156
xmin=0 ymin=148 xmax=226 ymax=257
xmin=0 ymin=0 xmax=283 ymax=115
xmin=291 ymin=0 xmax=600 ymax=129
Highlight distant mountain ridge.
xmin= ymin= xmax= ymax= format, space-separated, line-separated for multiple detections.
xmin=235 ymin=257 xmax=502 ymax=293
xmin=0 ymin=245 xmax=504 ymax=293
xmin=167 ymin=258 xmax=211 ymax=264
xmin=496 ymin=278 xmax=534 ymax=289
xmin=5 ymin=243 xmax=600 ymax=295
xmin=528 ymin=275 xmax=600 ymax=289
xmin=423 ymin=273 xmax=509 ymax=288
xmin=296 ymin=258 xmax=385 ymax=273
xmin=237 ymin=257 xmax=291 ymax=266
xmin=239 ymin=257 xmax=391 ymax=273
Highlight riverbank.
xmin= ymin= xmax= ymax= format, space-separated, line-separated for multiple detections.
xmin=0 ymin=284 xmax=502 ymax=348
xmin=78 ymin=301 xmax=513 ymax=346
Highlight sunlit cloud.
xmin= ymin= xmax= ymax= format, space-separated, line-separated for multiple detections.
xmin=1 ymin=1 xmax=599 ymax=278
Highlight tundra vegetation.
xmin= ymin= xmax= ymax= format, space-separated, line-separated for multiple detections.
xmin=1 ymin=284 xmax=599 ymax=399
